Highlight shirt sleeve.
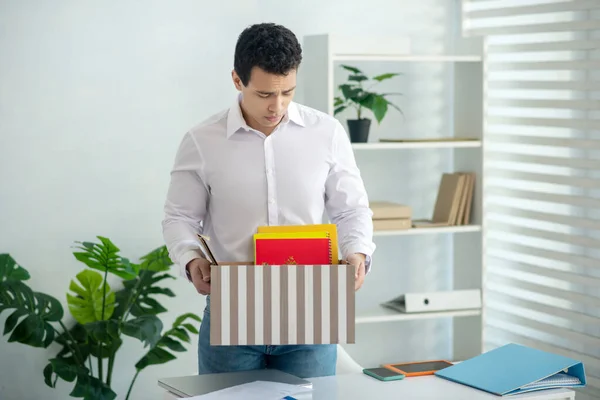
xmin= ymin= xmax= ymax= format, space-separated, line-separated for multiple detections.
xmin=324 ymin=121 xmax=376 ymax=273
xmin=162 ymin=132 xmax=209 ymax=279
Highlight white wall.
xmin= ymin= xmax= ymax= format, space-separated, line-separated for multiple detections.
xmin=0 ymin=1 xmax=458 ymax=398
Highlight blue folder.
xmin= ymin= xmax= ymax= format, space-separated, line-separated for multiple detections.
xmin=435 ymin=343 xmax=586 ymax=396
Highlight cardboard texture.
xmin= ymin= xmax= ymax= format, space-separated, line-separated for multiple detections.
xmin=210 ymin=264 xmax=355 ymax=346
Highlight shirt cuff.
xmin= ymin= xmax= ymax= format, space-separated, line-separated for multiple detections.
xmin=179 ymin=249 xmax=204 ymax=280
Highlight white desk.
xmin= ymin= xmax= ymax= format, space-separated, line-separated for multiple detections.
xmin=297 ymin=373 xmax=575 ymax=400
xmin=162 ymin=372 xmax=576 ymax=400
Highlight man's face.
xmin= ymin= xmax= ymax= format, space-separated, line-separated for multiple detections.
xmin=232 ymin=67 xmax=297 ymax=134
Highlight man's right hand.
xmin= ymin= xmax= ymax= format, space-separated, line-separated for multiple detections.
xmin=186 ymin=258 xmax=212 ymax=295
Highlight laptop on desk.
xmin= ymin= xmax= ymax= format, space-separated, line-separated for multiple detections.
xmin=158 ymin=369 xmax=313 ymax=398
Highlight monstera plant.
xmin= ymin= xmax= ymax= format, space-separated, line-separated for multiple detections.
xmin=0 ymin=237 xmax=200 ymax=400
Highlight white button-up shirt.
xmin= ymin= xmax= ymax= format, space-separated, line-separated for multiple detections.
xmin=162 ymin=97 xmax=375 ymax=278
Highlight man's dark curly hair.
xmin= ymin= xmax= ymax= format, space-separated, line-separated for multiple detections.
xmin=234 ymin=23 xmax=302 ymax=86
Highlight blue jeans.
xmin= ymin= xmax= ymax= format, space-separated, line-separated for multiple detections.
xmin=197 ymin=296 xmax=337 ymax=378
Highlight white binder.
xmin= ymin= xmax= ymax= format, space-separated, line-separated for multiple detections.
xmin=381 ymin=289 xmax=481 ymax=313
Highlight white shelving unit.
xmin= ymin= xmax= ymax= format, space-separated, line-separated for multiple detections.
xmin=352 ymin=140 xmax=482 ymax=150
xmin=356 ymin=308 xmax=482 ymax=324
xmin=302 ymin=34 xmax=485 ymax=363
xmin=373 ymin=225 xmax=482 ymax=237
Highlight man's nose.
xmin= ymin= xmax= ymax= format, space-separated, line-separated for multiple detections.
xmin=269 ymin=96 xmax=285 ymax=114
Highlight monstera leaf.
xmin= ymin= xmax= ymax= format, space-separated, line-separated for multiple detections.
xmin=0 ymin=253 xmax=30 ymax=282
xmin=114 ymin=270 xmax=175 ymax=320
xmin=122 ymin=315 xmax=163 ymax=348
xmin=135 ymin=313 xmax=201 ymax=371
xmin=138 ymin=246 xmax=173 ymax=272
xmin=44 ymin=358 xmax=116 ymax=400
xmin=73 ymin=236 xmax=138 ymax=280
xmin=0 ymin=254 xmax=64 ymax=348
xmin=67 ymin=270 xmax=115 ymax=325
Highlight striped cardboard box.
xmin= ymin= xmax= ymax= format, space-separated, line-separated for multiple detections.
xmin=210 ymin=264 xmax=355 ymax=345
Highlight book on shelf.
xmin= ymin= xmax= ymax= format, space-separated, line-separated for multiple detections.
xmin=370 ymin=201 xmax=412 ymax=231
xmin=412 ymin=172 xmax=475 ymax=228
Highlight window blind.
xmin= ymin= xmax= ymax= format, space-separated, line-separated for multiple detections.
xmin=462 ymin=1 xmax=600 ymax=398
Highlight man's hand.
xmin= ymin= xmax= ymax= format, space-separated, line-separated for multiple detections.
xmin=186 ymin=258 xmax=212 ymax=295
xmin=346 ymin=253 xmax=367 ymax=291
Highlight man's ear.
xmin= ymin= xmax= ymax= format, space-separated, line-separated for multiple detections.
xmin=232 ymin=70 xmax=243 ymax=91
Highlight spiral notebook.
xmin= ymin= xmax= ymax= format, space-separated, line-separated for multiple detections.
xmin=257 ymin=224 xmax=339 ymax=264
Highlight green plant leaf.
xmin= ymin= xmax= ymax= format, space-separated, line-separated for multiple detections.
xmin=135 ymin=346 xmax=176 ymax=370
xmin=334 ymin=105 xmax=347 ymax=115
xmin=73 ymin=236 xmax=138 ymax=280
xmin=45 ymin=357 xmax=115 ymax=400
xmin=44 ymin=363 xmax=56 ymax=388
xmin=173 ymin=312 xmax=202 ymax=327
xmin=371 ymin=95 xmax=389 ymax=124
xmin=340 ymin=65 xmax=363 ymax=74
xmin=67 ymin=270 xmax=115 ymax=325
xmin=70 ymin=371 xmax=116 ymax=400
xmin=134 ymin=312 xmax=200 ymax=371
xmin=386 ymin=99 xmax=404 ymax=116
xmin=138 ymin=246 xmax=173 ymax=272
xmin=182 ymin=323 xmax=199 ymax=334
xmin=348 ymin=74 xmax=368 ymax=82
xmin=372 ymin=72 xmax=401 ymax=82
xmin=122 ymin=315 xmax=163 ymax=348
xmin=339 ymin=84 xmax=362 ymax=101
xmin=49 ymin=357 xmax=84 ymax=383
xmin=334 ymin=97 xmax=344 ymax=106
xmin=357 ymin=93 xmax=375 ymax=108
xmin=114 ymin=271 xmax=174 ymax=319
xmin=85 ymin=320 xmax=122 ymax=360
xmin=159 ymin=336 xmax=186 ymax=352
xmin=85 ymin=320 xmax=122 ymax=359
xmin=0 ymin=254 xmax=30 ymax=282
xmin=171 ymin=327 xmax=191 ymax=343
xmin=0 ymin=264 xmax=63 ymax=348
xmin=54 ymin=323 xmax=91 ymax=362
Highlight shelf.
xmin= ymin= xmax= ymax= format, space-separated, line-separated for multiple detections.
xmin=333 ymin=54 xmax=482 ymax=62
xmin=373 ymin=225 xmax=481 ymax=237
xmin=356 ymin=308 xmax=482 ymax=324
xmin=352 ymin=140 xmax=481 ymax=150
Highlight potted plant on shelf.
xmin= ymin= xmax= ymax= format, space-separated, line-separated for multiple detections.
xmin=334 ymin=65 xmax=403 ymax=143
xmin=0 ymin=237 xmax=200 ymax=400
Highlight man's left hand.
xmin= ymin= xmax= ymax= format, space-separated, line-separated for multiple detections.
xmin=346 ymin=253 xmax=367 ymax=291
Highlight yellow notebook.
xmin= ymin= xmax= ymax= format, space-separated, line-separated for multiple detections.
xmin=256 ymin=224 xmax=339 ymax=264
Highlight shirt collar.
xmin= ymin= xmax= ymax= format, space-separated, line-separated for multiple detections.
xmin=226 ymin=95 xmax=305 ymax=139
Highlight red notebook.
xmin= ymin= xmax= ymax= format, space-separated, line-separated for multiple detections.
xmin=255 ymin=238 xmax=331 ymax=265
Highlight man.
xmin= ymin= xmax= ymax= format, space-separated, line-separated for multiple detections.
xmin=162 ymin=23 xmax=375 ymax=378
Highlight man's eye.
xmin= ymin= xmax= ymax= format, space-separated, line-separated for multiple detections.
xmin=258 ymin=94 xmax=269 ymax=98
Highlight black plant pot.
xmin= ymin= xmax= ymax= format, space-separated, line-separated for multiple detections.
xmin=347 ymin=119 xmax=371 ymax=143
